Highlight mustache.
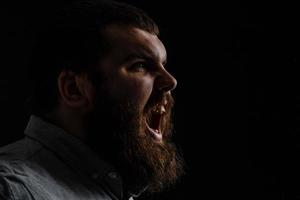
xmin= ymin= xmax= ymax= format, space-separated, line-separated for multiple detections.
xmin=145 ymin=92 xmax=174 ymax=114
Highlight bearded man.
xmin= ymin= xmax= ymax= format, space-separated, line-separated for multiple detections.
xmin=0 ymin=0 xmax=184 ymax=199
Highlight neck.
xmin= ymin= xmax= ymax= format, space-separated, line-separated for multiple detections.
xmin=43 ymin=108 xmax=86 ymax=141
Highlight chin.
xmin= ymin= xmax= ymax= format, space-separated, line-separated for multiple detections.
xmin=86 ymin=92 xmax=185 ymax=193
xmin=120 ymin=115 xmax=184 ymax=194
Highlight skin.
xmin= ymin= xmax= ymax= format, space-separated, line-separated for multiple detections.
xmin=49 ymin=24 xmax=183 ymax=193
xmin=96 ymin=25 xmax=177 ymax=111
xmin=55 ymin=24 xmax=177 ymax=142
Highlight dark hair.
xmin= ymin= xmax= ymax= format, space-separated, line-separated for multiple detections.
xmin=28 ymin=0 xmax=159 ymax=116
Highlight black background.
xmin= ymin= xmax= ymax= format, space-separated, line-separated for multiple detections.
xmin=1 ymin=0 xmax=300 ymax=199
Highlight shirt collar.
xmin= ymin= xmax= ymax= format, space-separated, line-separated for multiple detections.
xmin=24 ymin=115 xmax=124 ymax=200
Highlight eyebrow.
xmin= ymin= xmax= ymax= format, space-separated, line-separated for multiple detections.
xmin=123 ymin=51 xmax=167 ymax=66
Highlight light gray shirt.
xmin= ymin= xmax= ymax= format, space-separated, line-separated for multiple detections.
xmin=0 ymin=115 xmax=126 ymax=200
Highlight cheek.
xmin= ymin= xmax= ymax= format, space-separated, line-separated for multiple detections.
xmin=120 ymin=77 xmax=154 ymax=108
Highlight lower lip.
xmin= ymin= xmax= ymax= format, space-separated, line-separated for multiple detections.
xmin=145 ymin=122 xmax=163 ymax=142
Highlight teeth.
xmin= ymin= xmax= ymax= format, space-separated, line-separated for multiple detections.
xmin=160 ymin=105 xmax=166 ymax=114
xmin=164 ymin=99 xmax=168 ymax=106
xmin=152 ymin=106 xmax=158 ymax=113
xmin=152 ymin=104 xmax=166 ymax=114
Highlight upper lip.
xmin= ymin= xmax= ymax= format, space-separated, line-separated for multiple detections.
xmin=152 ymin=104 xmax=166 ymax=115
xmin=152 ymin=95 xmax=168 ymax=113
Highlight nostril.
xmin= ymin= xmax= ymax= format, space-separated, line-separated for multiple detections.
xmin=159 ymin=74 xmax=177 ymax=92
xmin=154 ymin=67 xmax=177 ymax=92
xmin=170 ymin=76 xmax=177 ymax=90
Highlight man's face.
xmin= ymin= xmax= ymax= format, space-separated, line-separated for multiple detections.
xmin=85 ymin=25 xmax=184 ymax=193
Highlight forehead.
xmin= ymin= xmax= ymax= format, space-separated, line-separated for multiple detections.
xmin=102 ymin=25 xmax=167 ymax=62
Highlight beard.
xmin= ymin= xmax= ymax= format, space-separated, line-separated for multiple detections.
xmin=84 ymin=87 xmax=184 ymax=195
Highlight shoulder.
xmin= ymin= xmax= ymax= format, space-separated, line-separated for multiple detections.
xmin=0 ymin=164 xmax=14 ymax=200
xmin=0 ymin=139 xmax=45 ymax=200
xmin=0 ymin=162 xmax=35 ymax=200
xmin=0 ymin=138 xmax=43 ymax=162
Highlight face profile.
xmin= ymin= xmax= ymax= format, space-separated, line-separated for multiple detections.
xmin=0 ymin=1 xmax=184 ymax=199
xmin=84 ymin=24 xmax=183 ymax=193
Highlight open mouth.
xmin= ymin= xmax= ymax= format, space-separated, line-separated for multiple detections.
xmin=145 ymin=103 xmax=167 ymax=142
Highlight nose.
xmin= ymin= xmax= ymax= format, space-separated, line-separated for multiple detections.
xmin=155 ymin=68 xmax=177 ymax=92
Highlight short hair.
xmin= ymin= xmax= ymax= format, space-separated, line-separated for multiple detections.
xmin=28 ymin=0 xmax=159 ymax=116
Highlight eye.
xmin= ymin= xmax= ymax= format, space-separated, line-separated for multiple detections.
xmin=130 ymin=61 xmax=148 ymax=72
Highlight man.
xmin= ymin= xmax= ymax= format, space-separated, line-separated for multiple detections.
xmin=0 ymin=0 xmax=184 ymax=199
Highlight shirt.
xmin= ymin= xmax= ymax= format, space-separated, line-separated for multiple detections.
xmin=0 ymin=115 xmax=129 ymax=200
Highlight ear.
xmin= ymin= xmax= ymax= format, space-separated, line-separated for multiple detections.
xmin=57 ymin=70 xmax=95 ymax=111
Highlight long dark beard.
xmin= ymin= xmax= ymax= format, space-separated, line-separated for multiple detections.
xmin=85 ymin=90 xmax=184 ymax=195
